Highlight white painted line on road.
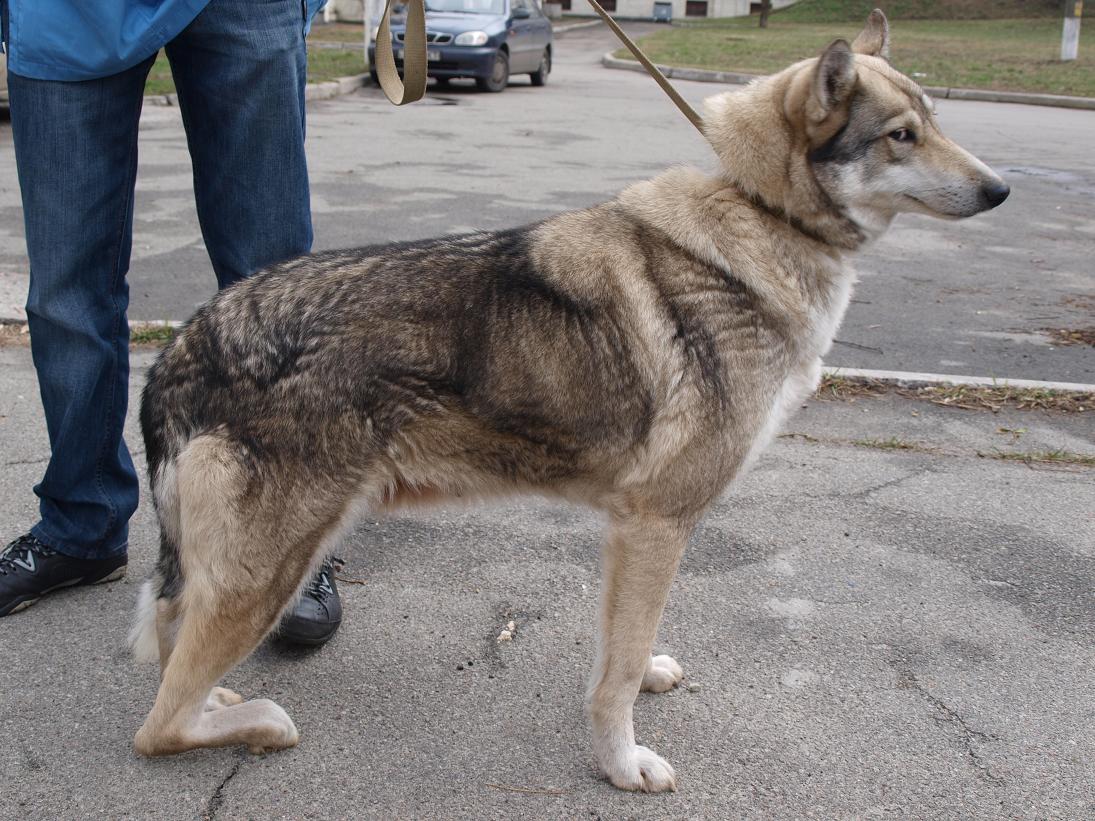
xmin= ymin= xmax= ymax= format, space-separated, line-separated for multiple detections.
xmin=823 ymin=366 xmax=1095 ymax=394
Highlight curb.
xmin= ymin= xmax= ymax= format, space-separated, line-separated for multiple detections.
xmin=304 ymin=71 xmax=370 ymax=101
xmin=144 ymin=72 xmax=370 ymax=107
xmin=0 ymin=318 xmax=185 ymax=331
xmin=822 ymin=366 xmax=1095 ymax=394
xmin=552 ymin=19 xmax=605 ymax=35
xmin=603 ymin=53 xmax=761 ymax=86
xmin=602 ymin=54 xmax=1095 ymax=111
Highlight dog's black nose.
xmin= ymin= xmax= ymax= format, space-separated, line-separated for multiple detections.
xmin=981 ymin=180 xmax=1010 ymax=209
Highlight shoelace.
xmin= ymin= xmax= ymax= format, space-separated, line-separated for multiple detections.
xmin=305 ymin=557 xmax=344 ymax=600
xmin=0 ymin=535 xmax=55 ymax=577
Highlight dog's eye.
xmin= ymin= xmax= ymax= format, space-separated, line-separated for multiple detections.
xmin=889 ymin=128 xmax=915 ymax=143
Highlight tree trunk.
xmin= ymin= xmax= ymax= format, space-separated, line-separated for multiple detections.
xmin=759 ymin=0 xmax=771 ymax=28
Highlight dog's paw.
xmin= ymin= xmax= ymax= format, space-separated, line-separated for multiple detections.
xmin=601 ymin=744 xmax=677 ymax=793
xmin=239 ymin=699 xmax=299 ymax=755
xmin=641 ymin=654 xmax=683 ymax=693
xmin=205 ymin=687 xmax=244 ymax=711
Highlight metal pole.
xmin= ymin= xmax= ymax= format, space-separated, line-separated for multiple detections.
xmin=1061 ymin=0 xmax=1082 ymax=61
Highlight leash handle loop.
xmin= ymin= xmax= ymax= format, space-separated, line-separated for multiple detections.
xmin=375 ymin=0 xmax=428 ymax=105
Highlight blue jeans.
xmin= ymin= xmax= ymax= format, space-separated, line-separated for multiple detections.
xmin=8 ymin=0 xmax=313 ymax=560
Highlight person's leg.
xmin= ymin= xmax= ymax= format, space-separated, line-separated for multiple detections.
xmin=165 ymin=0 xmax=313 ymax=289
xmin=11 ymin=58 xmax=156 ymax=557
xmin=0 ymin=58 xmax=155 ymax=615
xmin=163 ymin=0 xmax=338 ymax=645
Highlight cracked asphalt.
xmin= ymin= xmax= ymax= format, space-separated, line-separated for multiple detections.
xmin=1 ymin=20 xmax=1094 ymax=821
xmin=1 ymin=344 xmax=1093 ymax=819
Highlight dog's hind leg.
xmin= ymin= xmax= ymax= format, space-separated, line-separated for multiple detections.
xmin=588 ymin=512 xmax=692 ymax=793
xmin=134 ymin=435 xmax=350 ymax=756
xmin=135 ymin=589 xmax=300 ymax=755
xmin=151 ymin=591 xmax=242 ymax=713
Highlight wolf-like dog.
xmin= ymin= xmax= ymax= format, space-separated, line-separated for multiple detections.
xmin=130 ymin=11 xmax=1008 ymax=792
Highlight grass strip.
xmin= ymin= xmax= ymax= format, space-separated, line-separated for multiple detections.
xmin=619 ymin=17 xmax=1095 ymax=97
xmin=815 ymin=375 xmax=1093 ymax=413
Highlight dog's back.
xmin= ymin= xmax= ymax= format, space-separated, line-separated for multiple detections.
xmin=140 ymin=189 xmax=813 ymax=520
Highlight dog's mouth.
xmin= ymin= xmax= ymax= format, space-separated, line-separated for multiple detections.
xmin=903 ymin=193 xmax=969 ymax=221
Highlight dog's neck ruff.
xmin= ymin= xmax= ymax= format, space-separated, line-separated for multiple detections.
xmin=740 ymin=189 xmax=863 ymax=249
xmin=739 ymin=187 xmax=866 ymax=251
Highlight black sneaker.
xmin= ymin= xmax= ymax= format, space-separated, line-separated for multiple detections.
xmin=0 ymin=533 xmax=127 ymax=617
xmin=276 ymin=557 xmax=342 ymax=646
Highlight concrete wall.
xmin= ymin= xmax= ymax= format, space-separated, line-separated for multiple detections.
xmin=325 ymin=0 xmax=365 ymax=22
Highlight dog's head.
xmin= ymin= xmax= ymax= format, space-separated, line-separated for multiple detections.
xmin=703 ymin=10 xmax=1009 ymax=247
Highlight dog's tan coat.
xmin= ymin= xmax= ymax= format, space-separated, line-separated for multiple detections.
xmin=131 ymin=12 xmax=1007 ymax=792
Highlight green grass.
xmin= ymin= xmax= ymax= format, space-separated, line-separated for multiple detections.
xmin=145 ymin=55 xmax=177 ymax=96
xmin=853 ymin=436 xmax=927 ymax=451
xmin=308 ymin=22 xmax=369 ymax=42
xmin=776 ymin=0 xmax=1061 ymax=22
xmin=129 ymin=324 xmax=179 ymax=346
xmin=144 ymin=27 xmax=366 ymax=96
xmin=619 ymin=16 xmax=1095 ymax=96
xmin=979 ymin=448 xmax=1095 ymax=467
xmin=305 ymin=48 xmax=368 ymax=83
xmin=917 ymin=384 xmax=1093 ymax=413
xmin=815 ymin=374 xmax=1093 ymax=413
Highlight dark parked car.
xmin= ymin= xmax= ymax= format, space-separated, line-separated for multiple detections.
xmin=368 ymin=0 xmax=552 ymax=92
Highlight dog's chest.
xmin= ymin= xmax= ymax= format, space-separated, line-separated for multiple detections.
xmin=735 ymin=260 xmax=854 ymax=476
xmin=782 ymin=260 xmax=854 ymax=406
xmin=804 ymin=262 xmax=855 ymax=364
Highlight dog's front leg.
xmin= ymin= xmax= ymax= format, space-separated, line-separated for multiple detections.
xmin=588 ymin=512 xmax=692 ymax=792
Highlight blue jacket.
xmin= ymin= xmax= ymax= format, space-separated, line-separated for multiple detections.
xmin=1 ymin=0 xmax=326 ymax=81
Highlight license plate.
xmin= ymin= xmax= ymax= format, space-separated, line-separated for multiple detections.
xmin=395 ymin=48 xmax=440 ymax=61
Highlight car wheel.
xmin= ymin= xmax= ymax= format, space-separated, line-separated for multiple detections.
xmin=369 ymin=68 xmax=379 ymax=86
xmin=529 ymin=49 xmax=550 ymax=87
xmin=476 ymin=51 xmax=509 ymax=93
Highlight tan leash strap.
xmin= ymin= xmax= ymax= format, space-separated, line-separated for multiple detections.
xmin=375 ymin=0 xmax=428 ymax=105
xmin=377 ymin=0 xmax=704 ymax=134
xmin=582 ymin=1 xmax=705 ymax=134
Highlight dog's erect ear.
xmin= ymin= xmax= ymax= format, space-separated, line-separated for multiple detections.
xmin=811 ymin=39 xmax=857 ymax=118
xmin=852 ymin=9 xmax=890 ymax=58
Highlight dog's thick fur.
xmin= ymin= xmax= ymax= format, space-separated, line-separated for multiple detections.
xmin=131 ymin=12 xmax=1007 ymax=791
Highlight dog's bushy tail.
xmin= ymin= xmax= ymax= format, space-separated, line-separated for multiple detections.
xmin=129 ymin=359 xmax=188 ymax=663
xmin=129 ymin=577 xmax=162 ymax=663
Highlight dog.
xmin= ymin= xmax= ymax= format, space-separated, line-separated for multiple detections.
xmin=129 ymin=10 xmax=1008 ymax=792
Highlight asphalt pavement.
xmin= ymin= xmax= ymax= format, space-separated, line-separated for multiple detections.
xmin=1 ymin=23 xmax=1094 ymax=382
xmin=1 ymin=21 xmax=1094 ymax=821
xmin=1 ymin=343 xmax=1093 ymax=819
